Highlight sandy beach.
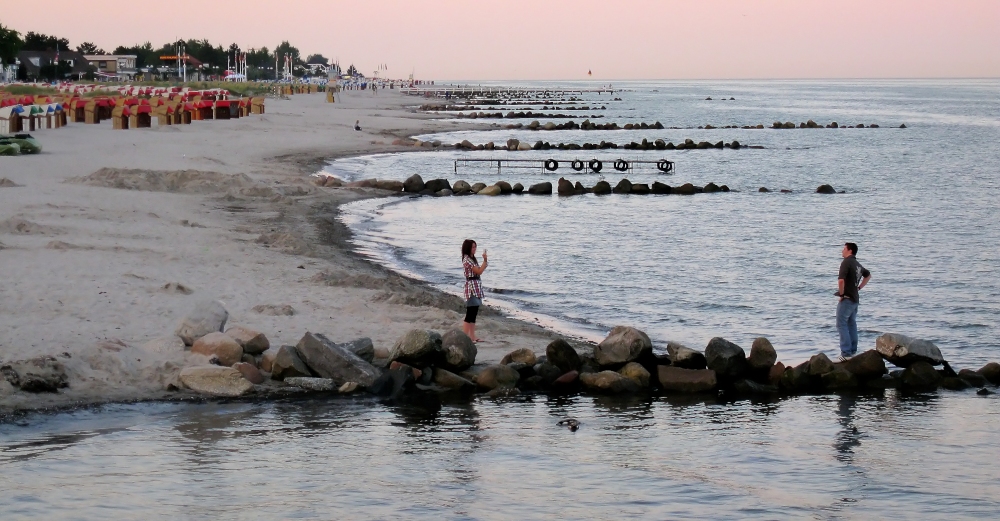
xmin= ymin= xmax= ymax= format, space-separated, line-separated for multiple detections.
xmin=0 ymin=89 xmax=560 ymax=412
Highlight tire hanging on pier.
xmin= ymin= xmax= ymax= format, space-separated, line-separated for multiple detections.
xmin=544 ymin=159 xmax=559 ymax=171
xmin=571 ymin=159 xmax=585 ymax=171
xmin=656 ymin=160 xmax=673 ymax=173
xmin=614 ymin=159 xmax=629 ymax=171
xmin=589 ymin=159 xmax=603 ymax=173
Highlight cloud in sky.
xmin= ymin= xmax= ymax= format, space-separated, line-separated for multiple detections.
xmin=4 ymin=0 xmax=998 ymax=80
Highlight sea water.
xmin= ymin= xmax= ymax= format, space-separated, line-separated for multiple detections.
xmin=3 ymin=80 xmax=999 ymax=520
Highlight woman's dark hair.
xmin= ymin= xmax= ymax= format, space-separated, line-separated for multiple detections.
xmin=461 ymin=239 xmax=476 ymax=258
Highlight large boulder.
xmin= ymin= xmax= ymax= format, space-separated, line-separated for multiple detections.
xmin=592 ymin=180 xmax=612 ymax=195
xmin=495 ymin=181 xmax=513 ymax=194
xmin=501 ymin=348 xmax=537 ymax=366
xmin=613 ymin=179 xmax=632 ymax=194
xmin=474 ymin=364 xmax=520 ymax=390
xmin=179 ymin=366 xmax=253 ymax=397
xmin=368 ymin=364 xmax=415 ymax=400
xmin=225 ymin=326 xmax=270 ymax=355
xmin=389 ymin=329 xmax=443 ymax=367
xmin=270 ymin=345 xmax=312 ymax=380
xmin=452 ymin=180 xmax=472 ymax=194
xmin=595 ymin=326 xmax=652 ymax=367
xmin=546 ymin=339 xmax=582 ymax=373
xmin=900 ymin=361 xmax=942 ymax=391
xmin=534 ymin=362 xmax=564 ymax=384
xmin=841 ymin=349 xmax=887 ymax=380
xmin=816 ymin=184 xmax=837 ymax=194
xmin=175 ymin=300 xmax=229 ymax=345
xmin=557 ymin=177 xmax=575 ymax=196
xmin=780 ymin=362 xmax=812 ymax=393
xmin=619 ymin=362 xmax=651 ymax=388
xmin=233 ymin=362 xmax=265 ymax=384
xmin=806 ymin=353 xmax=835 ymax=376
xmin=667 ymin=341 xmax=707 ymax=369
xmin=875 ymin=333 xmax=945 ymax=367
xmin=748 ymin=337 xmax=777 ymax=371
xmin=440 ymin=329 xmax=477 ymax=370
xmin=259 ymin=348 xmax=277 ymax=372
xmin=432 ymin=367 xmax=476 ymax=391
xmin=820 ymin=366 xmax=858 ymax=390
xmin=191 ymin=332 xmax=244 ymax=367
xmin=657 ymin=366 xmax=717 ymax=393
xmin=978 ymin=362 xmax=1000 ymax=384
xmin=704 ymin=337 xmax=748 ymax=380
xmin=528 ymin=182 xmax=552 ymax=195
xmin=375 ymin=180 xmax=404 ymax=192
xmin=579 ymin=370 xmax=640 ymax=394
xmin=478 ymin=185 xmax=502 ymax=196
xmin=403 ymin=174 xmax=425 ymax=193
xmin=424 ymin=178 xmax=452 ymax=193
xmin=295 ymin=333 xmax=380 ymax=387
xmin=341 ymin=337 xmax=375 ymax=364
xmin=0 ymin=356 xmax=69 ymax=393
xmin=506 ymin=138 xmax=520 ymax=150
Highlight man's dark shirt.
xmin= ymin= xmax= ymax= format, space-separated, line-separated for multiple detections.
xmin=839 ymin=255 xmax=871 ymax=303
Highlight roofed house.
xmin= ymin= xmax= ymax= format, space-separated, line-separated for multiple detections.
xmin=17 ymin=50 xmax=92 ymax=80
xmin=84 ymin=55 xmax=138 ymax=80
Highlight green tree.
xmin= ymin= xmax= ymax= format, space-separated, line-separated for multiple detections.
xmin=306 ymin=54 xmax=328 ymax=66
xmin=76 ymin=42 xmax=105 ymax=55
xmin=22 ymin=31 xmax=70 ymax=52
xmin=0 ymin=24 xmax=24 ymax=64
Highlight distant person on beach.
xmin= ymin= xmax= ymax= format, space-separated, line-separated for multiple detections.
xmin=835 ymin=242 xmax=872 ymax=360
xmin=354 ymin=120 xmax=361 ymax=131
xmin=462 ymin=239 xmax=488 ymax=342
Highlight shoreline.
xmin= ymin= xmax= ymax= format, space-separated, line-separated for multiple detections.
xmin=0 ymin=89 xmax=564 ymax=414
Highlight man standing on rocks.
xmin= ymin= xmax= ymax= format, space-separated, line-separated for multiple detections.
xmin=836 ymin=242 xmax=872 ymax=361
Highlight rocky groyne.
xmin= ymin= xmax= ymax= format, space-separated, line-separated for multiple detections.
xmin=5 ymin=300 xmax=994 ymax=404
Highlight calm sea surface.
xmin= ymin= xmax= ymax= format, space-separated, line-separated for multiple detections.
xmin=3 ymin=81 xmax=999 ymax=520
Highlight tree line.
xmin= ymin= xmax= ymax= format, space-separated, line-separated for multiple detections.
xmin=1 ymin=23 xmax=348 ymax=81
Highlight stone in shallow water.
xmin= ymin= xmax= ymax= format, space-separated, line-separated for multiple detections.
xmin=667 ymin=341 xmax=707 ymax=370
xmin=748 ymin=337 xmax=777 ymax=371
xmin=546 ymin=339 xmax=582 ymax=373
xmin=440 ymin=329 xmax=476 ymax=371
xmin=271 ymin=345 xmax=312 ymax=381
xmin=595 ymin=326 xmax=652 ymax=367
xmin=475 ymin=364 xmax=520 ymax=390
xmin=501 ymin=348 xmax=537 ymax=366
xmin=705 ymin=337 xmax=748 ymax=380
xmin=876 ymin=333 xmax=945 ymax=367
xmin=657 ymin=366 xmax=717 ymax=393
xmin=284 ymin=377 xmax=336 ymax=392
xmin=900 ymin=361 xmax=942 ymax=391
xmin=841 ymin=350 xmax=887 ymax=380
xmin=179 ymin=366 xmax=252 ymax=397
xmin=618 ymin=362 xmax=650 ymax=388
xmin=389 ymin=329 xmax=443 ymax=367
xmin=579 ymin=370 xmax=639 ymax=394
xmin=0 ymin=356 xmax=69 ymax=393
xmin=295 ymin=332 xmax=379 ymax=387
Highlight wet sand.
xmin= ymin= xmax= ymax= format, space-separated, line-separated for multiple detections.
xmin=0 ymin=89 xmax=561 ymax=412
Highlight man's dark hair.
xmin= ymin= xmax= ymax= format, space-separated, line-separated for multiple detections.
xmin=845 ymin=242 xmax=858 ymax=255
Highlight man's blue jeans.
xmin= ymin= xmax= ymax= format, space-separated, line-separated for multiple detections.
xmin=837 ymin=298 xmax=860 ymax=356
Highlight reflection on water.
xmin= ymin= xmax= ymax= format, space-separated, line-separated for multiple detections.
xmin=1 ymin=390 xmax=997 ymax=519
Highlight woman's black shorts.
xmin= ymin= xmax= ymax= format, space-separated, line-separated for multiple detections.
xmin=464 ymin=306 xmax=479 ymax=324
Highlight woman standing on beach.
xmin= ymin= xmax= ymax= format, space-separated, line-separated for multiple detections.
xmin=462 ymin=239 xmax=488 ymax=342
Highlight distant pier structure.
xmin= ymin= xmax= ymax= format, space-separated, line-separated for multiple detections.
xmin=454 ymin=157 xmax=674 ymax=175
xmin=402 ymin=85 xmax=619 ymax=98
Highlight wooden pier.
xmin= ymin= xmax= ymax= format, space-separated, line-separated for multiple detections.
xmin=453 ymin=157 xmax=674 ymax=175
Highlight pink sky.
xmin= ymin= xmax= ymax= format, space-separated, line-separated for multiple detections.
xmin=5 ymin=0 xmax=999 ymax=80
